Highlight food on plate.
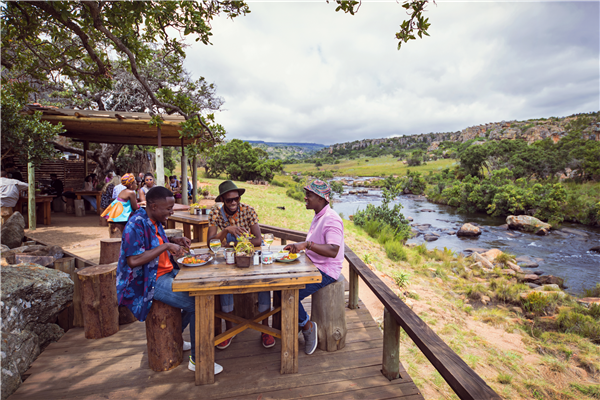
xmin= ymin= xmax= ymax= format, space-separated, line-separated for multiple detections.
xmin=182 ymin=253 xmax=211 ymax=264
xmin=280 ymin=253 xmax=298 ymax=260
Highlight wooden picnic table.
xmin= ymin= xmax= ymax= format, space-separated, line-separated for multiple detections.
xmin=74 ymin=190 xmax=102 ymax=214
xmin=15 ymin=195 xmax=55 ymax=226
xmin=166 ymin=211 xmax=210 ymax=244
xmin=172 ymin=245 xmax=322 ymax=385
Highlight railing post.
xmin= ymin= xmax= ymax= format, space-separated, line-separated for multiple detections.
xmin=348 ymin=266 xmax=359 ymax=309
xmin=382 ymin=307 xmax=401 ymax=380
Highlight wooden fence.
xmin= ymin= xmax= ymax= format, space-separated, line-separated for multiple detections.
xmin=259 ymin=224 xmax=501 ymax=400
xmin=13 ymin=159 xmax=98 ymax=189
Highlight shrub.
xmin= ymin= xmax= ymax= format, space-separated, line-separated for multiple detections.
xmin=286 ymin=185 xmax=305 ymax=202
xmin=271 ymin=179 xmax=285 ymax=187
xmin=377 ymin=224 xmax=398 ymax=245
xmin=583 ymin=283 xmax=600 ymax=298
xmin=385 ymin=241 xmax=408 ymax=262
xmin=495 ymin=252 xmax=515 ymax=266
xmin=497 ymin=373 xmax=513 ymax=384
xmin=569 ymin=383 xmax=600 ymax=399
xmin=521 ymin=292 xmax=561 ymax=316
xmin=393 ymin=271 xmax=411 ymax=287
xmin=557 ymin=311 xmax=600 ymax=343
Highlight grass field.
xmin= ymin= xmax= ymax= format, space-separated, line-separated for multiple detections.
xmin=284 ymin=156 xmax=456 ymax=177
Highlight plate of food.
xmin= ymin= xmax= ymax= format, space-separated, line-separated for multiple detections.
xmin=275 ymin=253 xmax=299 ymax=263
xmin=177 ymin=253 xmax=213 ymax=267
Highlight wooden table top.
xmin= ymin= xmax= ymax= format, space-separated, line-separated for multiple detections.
xmin=168 ymin=211 xmax=210 ymax=224
xmin=172 ymin=246 xmax=322 ymax=292
xmin=74 ymin=190 xmax=102 ymax=195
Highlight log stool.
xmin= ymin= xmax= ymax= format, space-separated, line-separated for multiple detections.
xmin=52 ymin=197 xmax=65 ymax=212
xmin=74 ymin=199 xmax=86 ymax=217
xmin=145 ymin=299 xmax=183 ymax=372
xmin=65 ymin=197 xmax=75 ymax=214
xmin=164 ymin=228 xmax=183 ymax=238
xmin=108 ymin=222 xmax=125 ymax=238
xmin=77 ymin=265 xmax=119 ymax=339
xmin=311 ymin=274 xmax=347 ymax=351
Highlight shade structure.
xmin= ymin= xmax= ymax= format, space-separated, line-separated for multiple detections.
xmin=24 ymin=105 xmax=207 ymax=147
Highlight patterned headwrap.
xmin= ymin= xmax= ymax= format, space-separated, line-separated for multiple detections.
xmin=121 ymin=173 xmax=135 ymax=187
xmin=304 ymin=179 xmax=331 ymax=203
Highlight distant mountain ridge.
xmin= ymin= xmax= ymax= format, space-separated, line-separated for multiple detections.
xmin=244 ymin=140 xmax=326 ymax=160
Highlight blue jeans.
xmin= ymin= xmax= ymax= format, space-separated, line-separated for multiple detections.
xmin=153 ymin=269 xmax=196 ymax=361
xmin=220 ymin=292 xmax=271 ymax=313
xmin=298 ymin=270 xmax=337 ymax=327
xmin=82 ymin=195 xmax=97 ymax=211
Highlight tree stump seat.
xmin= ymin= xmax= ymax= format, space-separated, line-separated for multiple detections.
xmin=77 ymin=264 xmax=119 ymax=339
xmin=311 ymin=274 xmax=347 ymax=352
xmin=108 ymin=222 xmax=125 ymax=239
xmin=145 ymin=299 xmax=183 ymax=372
xmin=74 ymin=199 xmax=85 ymax=217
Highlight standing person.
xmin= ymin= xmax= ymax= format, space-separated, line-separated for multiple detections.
xmin=116 ymin=186 xmax=223 ymax=374
xmin=0 ymin=170 xmax=28 ymax=224
xmin=48 ymin=174 xmax=64 ymax=197
xmin=5 ymin=164 xmax=23 ymax=181
xmin=101 ymin=173 xmax=139 ymax=225
xmin=206 ymin=180 xmax=275 ymax=349
xmin=284 ymin=180 xmax=344 ymax=355
xmin=138 ymin=173 xmax=156 ymax=203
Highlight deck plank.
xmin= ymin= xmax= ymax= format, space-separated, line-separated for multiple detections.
xmin=10 ymin=299 xmax=423 ymax=400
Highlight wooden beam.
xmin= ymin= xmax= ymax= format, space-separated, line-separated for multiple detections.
xmin=181 ymin=138 xmax=188 ymax=205
xmin=27 ymin=161 xmax=36 ymax=230
xmin=382 ymin=307 xmax=401 ymax=380
xmin=155 ymin=126 xmax=164 ymax=187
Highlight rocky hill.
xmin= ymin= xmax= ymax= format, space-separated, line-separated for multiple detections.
xmin=245 ymin=140 xmax=325 ymax=160
xmin=321 ymin=112 xmax=600 ymax=157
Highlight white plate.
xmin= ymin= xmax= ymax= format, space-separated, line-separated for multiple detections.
xmin=177 ymin=255 xmax=213 ymax=267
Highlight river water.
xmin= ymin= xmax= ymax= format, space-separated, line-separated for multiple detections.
xmin=331 ymin=182 xmax=600 ymax=295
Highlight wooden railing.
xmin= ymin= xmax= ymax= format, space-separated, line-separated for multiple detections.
xmin=259 ymin=224 xmax=501 ymax=400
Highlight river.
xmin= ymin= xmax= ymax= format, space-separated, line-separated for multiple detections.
xmin=331 ymin=181 xmax=600 ymax=295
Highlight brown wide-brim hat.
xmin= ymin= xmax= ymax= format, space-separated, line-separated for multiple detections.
xmin=215 ymin=180 xmax=246 ymax=203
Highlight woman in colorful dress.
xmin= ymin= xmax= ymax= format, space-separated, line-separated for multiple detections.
xmin=101 ymin=173 xmax=139 ymax=226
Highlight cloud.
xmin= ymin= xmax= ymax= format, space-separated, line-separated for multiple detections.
xmin=184 ymin=1 xmax=599 ymax=145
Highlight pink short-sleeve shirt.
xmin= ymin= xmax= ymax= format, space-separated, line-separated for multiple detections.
xmin=305 ymin=206 xmax=344 ymax=280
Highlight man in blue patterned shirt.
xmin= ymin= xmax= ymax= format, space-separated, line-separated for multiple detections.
xmin=116 ymin=186 xmax=223 ymax=375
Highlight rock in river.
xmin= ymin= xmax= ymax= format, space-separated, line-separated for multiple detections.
xmin=506 ymin=215 xmax=551 ymax=234
xmin=457 ymin=223 xmax=481 ymax=237
xmin=423 ymin=234 xmax=439 ymax=242
xmin=590 ymin=246 xmax=600 ymax=253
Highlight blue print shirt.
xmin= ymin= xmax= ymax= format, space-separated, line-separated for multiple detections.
xmin=116 ymin=208 xmax=172 ymax=321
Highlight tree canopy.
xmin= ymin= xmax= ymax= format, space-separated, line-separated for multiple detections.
xmin=206 ymin=139 xmax=283 ymax=182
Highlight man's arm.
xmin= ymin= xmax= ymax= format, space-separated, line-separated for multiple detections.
xmin=127 ymin=242 xmax=183 ymax=267
xmin=249 ymin=223 xmax=262 ymax=247
xmin=16 ymin=181 xmax=29 ymax=191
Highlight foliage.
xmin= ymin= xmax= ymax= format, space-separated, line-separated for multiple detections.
xmin=270 ymin=179 xmax=286 ymax=187
xmin=521 ymin=292 xmax=561 ymax=316
xmin=392 ymin=271 xmax=411 ymax=287
xmin=385 ymin=241 xmax=409 ymax=262
xmin=583 ymin=284 xmax=600 ymax=298
xmin=233 ymin=232 xmax=255 ymax=255
xmin=286 ymin=183 xmax=306 ymax=202
xmin=557 ymin=309 xmax=600 ymax=343
xmin=1 ymin=83 xmax=64 ymax=165
xmin=399 ymin=169 xmax=427 ymax=194
xmin=570 ymin=383 xmax=600 ymax=399
xmin=206 ymin=139 xmax=283 ymax=182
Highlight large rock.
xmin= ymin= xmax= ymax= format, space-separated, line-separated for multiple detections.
xmin=457 ymin=223 xmax=481 ymax=237
xmin=481 ymin=249 xmax=503 ymax=262
xmin=534 ymin=275 xmax=565 ymax=288
xmin=1 ymin=212 xmax=25 ymax=249
xmin=471 ymin=252 xmax=494 ymax=270
xmin=515 ymin=256 xmax=539 ymax=268
xmin=506 ymin=215 xmax=551 ymax=233
xmin=589 ymin=246 xmax=600 ymax=253
xmin=1 ymin=245 xmax=61 ymax=267
xmin=1 ymin=263 xmax=73 ymax=400
xmin=423 ymin=234 xmax=439 ymax=242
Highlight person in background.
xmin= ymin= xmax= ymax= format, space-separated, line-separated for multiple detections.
xmin=169 ymin=175 xmax=182 ymax=201
xmin=0 ymin=169 xmax=28 ymax=224
xmin=104 ymin=171 xmax=114 ymax=184
xmin=163 ymin=175 xmax=170 ymax=189
xmin=82 ymin=175 xmax=98 ymax=212
xmin=5 ymin=164 xmax=23 ymax=181
xmin=112 ymin=175 xmax=126 ymax=200
xmin=206 ymin=180 xmax=275 ymax=349
xmin=101 ymin=173 xmax=139 ymax=225
xmin=284 ymin=179 xmax=344 ymax=355
xmin=101 ymin=175 xmax=120 ymax=211
xmin=138 ymin=173 xmax=156 ymax=203
xmin=48 ymin=174 xmax=64 ymax=197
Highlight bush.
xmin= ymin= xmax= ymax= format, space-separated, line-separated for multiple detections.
xmin=271 ymin=179 xmax=286 ymax=187
xmin=393 ymin=271 xmax=410 ymax=287
xmin=286 ymin=184 xmax=305 ymax=202
xmin=557 ymin=311 xmax=600 ymax=343
xmin=384 ymin=241 xmax=408 ymax=262
xmin=521 ymin=292 xmax=561 ymax=316
xmin=353 ymin=183 xmax=411 ymax=240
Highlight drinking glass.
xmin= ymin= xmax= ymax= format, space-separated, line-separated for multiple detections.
xmin=264 ymin=233 xmax=274 ymax=251
xmin=209 ymin=239 xmax=222 ymax=259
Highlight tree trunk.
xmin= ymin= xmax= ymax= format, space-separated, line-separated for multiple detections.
xmin=311 ymin=275 xmax=347 ymax=352
xmin=145 ymin=300 xmax=183 ymax=371
xmin=77 ymin=264 xmax=119 ymax=339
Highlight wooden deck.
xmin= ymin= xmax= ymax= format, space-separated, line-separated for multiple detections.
xmin=10 ymin=298 xmax=423 ymax=400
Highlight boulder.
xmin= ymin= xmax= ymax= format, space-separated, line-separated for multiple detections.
xmin=26 ymin=245 xmax=64 ymax=261
xmin=506 ymin=262 xmax=522 ymax=272
xmin=534 ymin=275 xmax=565 ymax=288
xmin=481 ymin=249 xmax=503 ymax=262
xmin=521 ymin=274 xmax=539 ymax=282
xmin=457 ymin=223 xmax=481 ymax=237
xmin=589 ymin=246 xmax=600 ymax=253
xmin=471 ymin=252 xmax=494 ymax=270
xmin=577 ymin=298 xmax=600 ymax=307
xmin=560 ymin=228 xmax=589 ymax=237
xmin=464 ymin=247 xmax=487 ymax=254
xmin=1 ymin=263 xmax=73 ymax=399
xmin=536 ymin=284 xmax=561 ymax=291
xmin=497 ymin=224 xmax=509 ymax=230
xmin=1 ymin=244 xmax=10 ymax=252
xmin=526 ymin=282 xmax=540 ymax=289
xmin=423 ymin=234 xmax=438 ymax=242
xmin=515 ymin=256 xmax=539 ymax=268
xmin=1 ymin=245 xmax=63 ymax=267
xmin=1 ymin=212 xmax=25 ymax=249
xmin=447 ymin=231 xmax=456 ymax=235
xmin=535 ymin=228 xmax=549 ymax=236
xmin=501 ymin=269 xmax=516 ymax=276
xmin=506 ymin=215 xmax=551 ymax=233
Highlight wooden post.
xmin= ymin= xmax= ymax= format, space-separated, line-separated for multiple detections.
xmin=192 ymin=156 xmax=198 ymax=204
xmin=155 ymin=126 xmax=164 ymax=187
xmin=280 ymin=289 xmax=299 ymax=374
xmin=73 ymin=267 xmax=84 ymax=327
xmin=196 ymin=295 xmax=215 ymax=385
xmin=83 ymin=141 xmax=89 ymax=177
xmin=311 ymin=274 xmax=347 ymax=352
xmin=382 ymin=307 xmax=401 ymax=380
xmin=108 ymin=222 xmax=125 ymax=239
xmin=99 ymin=238 xmax=121 ymax=264
xmin=181 ymin=138 xmax=188 ymax=205
xmin=74 ymin=199 xmax=85 ymax=217
xmin=55 ymin=257 xmax=76 ymax=331
xmin=27 ymin=161 xmax=36 ymax=230
xmin=145 ymin=299 xmax=183 ymax=371
xmin=272 ymin=290 xmax=281 ymax=330
xmin=348 ymin=267 xmax=359 ymax=309
xmin=77 ymin=265 xmax=119 ymax=339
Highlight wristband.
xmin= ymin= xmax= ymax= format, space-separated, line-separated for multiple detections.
xmin=306 ymin=241 xmax=312 ymax=250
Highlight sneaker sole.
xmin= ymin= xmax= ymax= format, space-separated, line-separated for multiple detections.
xmin=262 ymin=339 xmax=276 ymax=349
xmin=216 ymin=336 xmax=235 ymax=350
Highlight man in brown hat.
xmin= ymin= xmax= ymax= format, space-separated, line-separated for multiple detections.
xmin=206 ymin=180 xmax=275 ymax=349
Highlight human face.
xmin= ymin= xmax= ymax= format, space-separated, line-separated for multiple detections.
xmin=304 ymin=190 xmax=326 ymax=211
xmin=222 ymin=191 xmax=241 ymax=213
xmin=148 ymin=196 xmax=175 ymax=224
xmin=128 ymin=180 xmax=138 ymax=191
xmin=144 ymin=175 xmax=154 ymax=188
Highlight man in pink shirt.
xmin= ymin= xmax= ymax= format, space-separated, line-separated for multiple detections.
xmin=284 ymin=179 xmax=344 ymax=355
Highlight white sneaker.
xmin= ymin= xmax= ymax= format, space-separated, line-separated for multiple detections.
xmin=183 ymin=341 xmax=191 ymax=351
xmin=188 ymin=356 xmax=223 ymax=375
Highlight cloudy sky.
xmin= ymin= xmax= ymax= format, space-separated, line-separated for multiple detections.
xmin=185 ymin=1 xmax=599 ymax=145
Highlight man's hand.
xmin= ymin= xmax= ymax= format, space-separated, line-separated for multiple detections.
xmin=165 ymin=243 xmax=185 ymax=258
xmin=284 ymin=241 xmax=308 ymax=253
xmin=170 ymin=236 xmax=192 ymax=248
xmin=226 ymin=225 xmax=248 ymax=238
